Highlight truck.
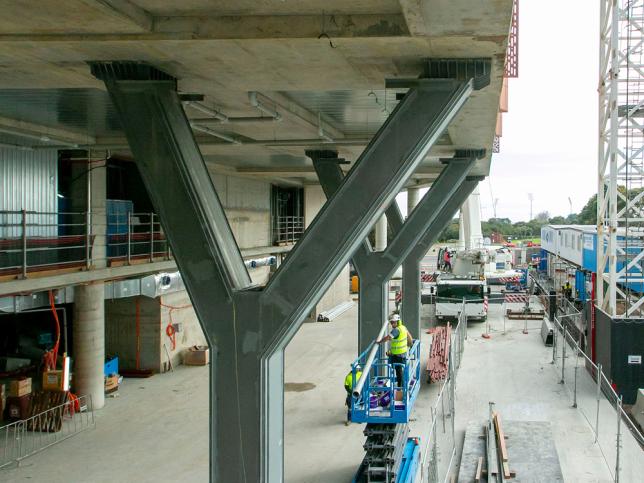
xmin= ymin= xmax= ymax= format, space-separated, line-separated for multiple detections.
xmin=435 ymin=276 xmax=488 ymax=321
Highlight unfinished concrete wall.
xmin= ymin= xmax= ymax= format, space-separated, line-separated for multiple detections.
xmin=210 ymin=172 xmax=271 ymax=250
xmin=105 ymin=296 xmax=161 ymax=372
xmin=304 ymin=184 xmax=351 ymax=318
xmin=159 ymin=290 xmax=207 ymax=369
xmin=105 ymin=291 xmax=207 ymax=372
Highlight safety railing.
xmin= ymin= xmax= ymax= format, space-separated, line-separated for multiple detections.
xmin=551 ymin=316 xmax=644 ymax=482
xmin=421 ymin=300 xmax=467 ymax=482
xmin=273 ymin=215 xmax=304 ymax=245
xmin=0 ymin=394 xmax=95 ymax=468
xmin=106 ymin=211 xmax=171 ymax=264
xmin=0 ymin=209 xmax=171 ymax=278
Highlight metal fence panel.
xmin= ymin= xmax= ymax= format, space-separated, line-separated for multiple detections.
xmin=0 ymin=394 xmax=95 ymax=468
xmin=551 ymin=316 xmax=644 ymax=482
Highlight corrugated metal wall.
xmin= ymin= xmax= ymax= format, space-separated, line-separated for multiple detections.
xmin=0 ymin=147 xmax=58 ymax=237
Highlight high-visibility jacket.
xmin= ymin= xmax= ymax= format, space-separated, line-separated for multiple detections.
xmin=344 ymin=370 xmax=362 ymax=389
xmin=390 ymin=324 xmax=409 ymax=355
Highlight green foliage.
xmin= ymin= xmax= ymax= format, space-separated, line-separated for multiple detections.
xmin=577 ymin=193 xmax=597 ymax=225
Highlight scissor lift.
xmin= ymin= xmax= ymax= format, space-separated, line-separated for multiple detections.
xmin=349 ymin=340 xmax=422 ymax=482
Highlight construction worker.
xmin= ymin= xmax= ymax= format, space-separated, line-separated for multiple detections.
xmin=443 ymin=249 xmax=452 ymax=272
xmin=564 ymin=281 xmax=572 ymax=300
xmin=376 ymin=314 xmax=413 ymax=389
xmin=344 ymin=365 xmax=362 ymax=425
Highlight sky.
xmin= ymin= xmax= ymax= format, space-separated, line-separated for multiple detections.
xmin=398 ymin=0 xmax=599 ymax=222
xmin=485 ymin=0 xmax=599 ymax=222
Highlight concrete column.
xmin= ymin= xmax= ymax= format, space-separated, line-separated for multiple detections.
xmin=458 ymin=210 xmax=466 ymax=250
xmin=375 ymin=215 xmax=387 ymax=251
xmin=459 ymin=184 xmax=482 ymax=250
xmin=407 ymin=187 xmax=420 ymax=218
xmin=73 ymin=283 xmax=105 ymax=409
xmin=403 ymin=186 xmax=421 ymax=336
xmin=89 ymin=154 xmax=107 ymax=268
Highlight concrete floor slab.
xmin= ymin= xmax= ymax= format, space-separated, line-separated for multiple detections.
xmin=0 ymin=301 xmax=621 ymax=482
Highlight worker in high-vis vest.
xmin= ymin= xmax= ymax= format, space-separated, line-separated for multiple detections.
xmin=376 ymin=314 xmax=413 ymax=389
xmin=344 ymin=366 xmax=362 ymax=425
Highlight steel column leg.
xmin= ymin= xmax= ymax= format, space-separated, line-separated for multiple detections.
xmin=313 ymin=154 xmax=479 ymax=350
xmin=93 ymin=61 xmax=477 ymax=483
xmin=357 ymin=268 xmax=389 ymax=353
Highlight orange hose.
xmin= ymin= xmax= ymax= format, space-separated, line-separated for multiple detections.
xmin=43 ymin=290 xmax=61 ymax=371
xmin=159 ymin=298 xmax=191 ymax=351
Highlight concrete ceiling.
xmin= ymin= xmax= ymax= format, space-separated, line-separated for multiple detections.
xmin=0 ymin=0 xmax=513 ymax=186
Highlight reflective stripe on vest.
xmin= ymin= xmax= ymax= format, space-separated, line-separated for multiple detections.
xmin=390 ymin=324 xmax=408 ymax=355
xmin=344 ymin=371 xmax=362 ymax=388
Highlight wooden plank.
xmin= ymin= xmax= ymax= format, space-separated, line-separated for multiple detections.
xmin=474 ymin=456 xmax=483 ymax=482
xmin=493 ymin=412 xmax=509 ymax=462
xmin=493 ymin=411 xmax=512 ymax=479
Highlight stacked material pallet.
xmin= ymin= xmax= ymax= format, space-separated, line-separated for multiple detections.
xmin=426 ymin=324 xmax=451 ymax=382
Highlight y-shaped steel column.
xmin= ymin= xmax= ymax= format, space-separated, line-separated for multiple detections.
xmin=313 ymin=152 xmax=477 ymax=351
xmin=92 ymin=61 xmax=476 ymax=483
xmin=401 ymin=176 xmax=483 ymax=334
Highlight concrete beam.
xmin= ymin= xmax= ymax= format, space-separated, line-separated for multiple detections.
xmin=87 ymin=0 xmax=153 ymax=31
xmin=0 ymin=14 xmax=409 ymax=42
xmin=0 ymin=115 xmax=96 ymax=146
xmin=235 ymin=165 xmax=447 ymax=177
xmin=399 ymin=0 xmax=428 ymax=36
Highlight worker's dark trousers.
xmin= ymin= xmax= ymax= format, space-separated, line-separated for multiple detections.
xmin=345 ymin=386 xmax=352 ymax=421
xmin=389 ymin=354 xmax=406 ymax=389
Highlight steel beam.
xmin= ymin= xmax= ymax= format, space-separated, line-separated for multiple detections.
xmin=401 ymin=178 xmax=481 ymax=335
xmin=93 ymin=61 xmax=475 ymax=483
xmin=313 ymin=154 xmax=477 ymax=350
xmin=263 ymin=77 xmax=475 ymax=351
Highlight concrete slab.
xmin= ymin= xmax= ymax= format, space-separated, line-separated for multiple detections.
xmin=458 ymin=420 xmax=564 ymax=483
xmin=0 ymin=299 xmax=617 ymax=483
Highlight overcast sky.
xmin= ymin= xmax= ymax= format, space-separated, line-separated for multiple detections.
xmin=398 ymin=0 xmax=598 ymax=222
xmin=483 ymin=0 xmax=599 ymax=222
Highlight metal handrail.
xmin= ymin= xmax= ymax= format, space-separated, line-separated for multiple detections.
xmin=0 ymin=209 xmax=172 ymax=277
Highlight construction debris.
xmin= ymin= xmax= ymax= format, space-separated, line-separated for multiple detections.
xmin=427 ymin=324 xmax=451 ymax=383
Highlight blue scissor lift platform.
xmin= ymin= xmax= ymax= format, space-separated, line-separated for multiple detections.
xmin=349 ymin=339 xmax=422 ymax=482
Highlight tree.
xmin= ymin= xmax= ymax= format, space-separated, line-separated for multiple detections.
xmin=437 ymin=220 xmax=459 ymax=242
xmin=577 ymin=193 xmax=597 ymax=225
xmin=535 ymin=211 xmax=550 ymax=222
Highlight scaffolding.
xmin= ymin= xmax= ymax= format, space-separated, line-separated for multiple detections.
xmin=598 ymin=0 xmax=644 ymax=317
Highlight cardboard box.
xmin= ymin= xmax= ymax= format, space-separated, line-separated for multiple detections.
xmin=104 ymin=374 xmax=119 ymax=393
xmin=183 ymin=346 xmax=209 ymax=366
xmin=42 ymin=370 xmax=66 ymax=392
xmin=9 ymin=377 xmax=31 ymax=397
xmin=394 ymin=390 xmax=403 ymax=402
xmin=7 ymin=394 xmax=31 ymax=420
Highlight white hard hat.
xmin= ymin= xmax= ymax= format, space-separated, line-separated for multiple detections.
xmin=389 ymin=314 xmax=401 ymax=322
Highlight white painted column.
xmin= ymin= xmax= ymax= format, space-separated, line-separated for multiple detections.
xmin=375 ymin=215 xmax=387 ymax=251
xmin=407 ymin=187 xmax=420 ymax=218
xmin=73 ymin=283 xmax=105 ymax=409
xmin=458 ymin=210 xmax=466 ymax=250
xmin=466 ymin=185 xmax=483 ymax=248
xmin=459 ymin=184 xmax=482 ymax=249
